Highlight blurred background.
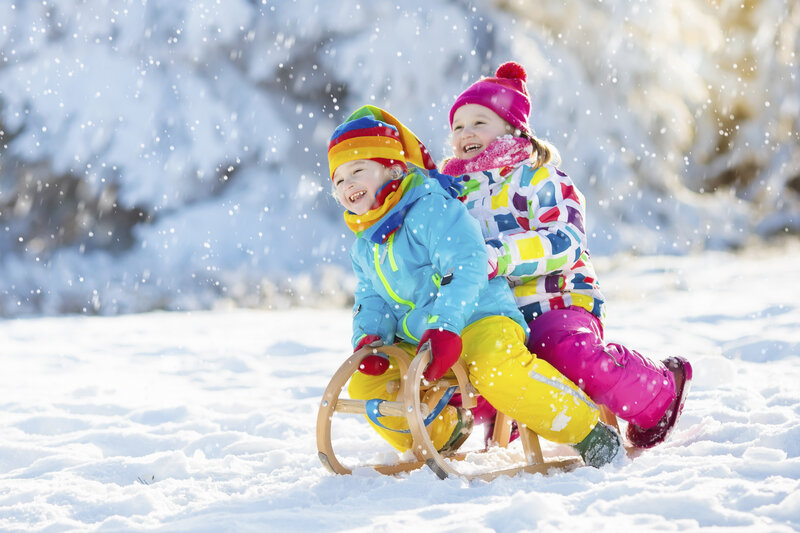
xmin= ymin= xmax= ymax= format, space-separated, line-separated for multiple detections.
xmin=0 ymin=0 xmax=797 ymax=317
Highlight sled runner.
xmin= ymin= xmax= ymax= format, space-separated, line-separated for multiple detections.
xmin=316 ymin=345 xmax=621 ymax=481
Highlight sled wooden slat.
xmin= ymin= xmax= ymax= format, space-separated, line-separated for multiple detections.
xmin=333 ymin=398 xmax=430 ymax=418
xmin=490 ymin=412 xmax=514 ymax=447
xmin=368 ymin=452 xmax=470 ymax=476
xmin=467 ymin=457 xmax=583 ymax=482
xmin=448 ymin=359 xmax=477 ymax=409
xmin=519 ymin=425 xmax=545 ymax=465
xmin=387 ymin=378 xmax=460 ymax=395
xmin=375 ymin=453 xmax=581 ymax=481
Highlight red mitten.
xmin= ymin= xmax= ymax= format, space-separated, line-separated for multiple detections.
xmin=354 ymin=335 xmax=389 ymax=376
xmin=417 ymin=328 xmax=462 ymax=381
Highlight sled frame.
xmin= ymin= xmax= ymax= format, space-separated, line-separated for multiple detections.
xmin=317 ymin=345 xmax=621 ymax=481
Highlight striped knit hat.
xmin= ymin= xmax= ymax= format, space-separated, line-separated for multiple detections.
xmin=449 ymin=62 xmax=531 ymax=136
xmin=328 ymin=105 xmax=437 ymax=179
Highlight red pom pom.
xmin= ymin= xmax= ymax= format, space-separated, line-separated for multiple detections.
xmin=495 ymin=62 xmax=527 ymax=82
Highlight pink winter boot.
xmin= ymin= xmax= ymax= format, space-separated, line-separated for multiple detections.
xmin=626 ymin=356 xmax=693 ymax=448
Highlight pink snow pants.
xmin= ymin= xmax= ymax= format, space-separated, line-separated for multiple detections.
xmin=527 ymin=306 xmax=676 ymax=429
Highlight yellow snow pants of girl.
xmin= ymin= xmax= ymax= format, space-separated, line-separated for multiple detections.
xmin=347 ymin=315 xmax=600 ymax=452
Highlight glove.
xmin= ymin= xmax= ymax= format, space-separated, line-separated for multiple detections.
xmin=486 ymin=245 xmax=499 ymax=280
xmin=354 ymin=335 xmax=389 ymax=376
xmin=417 ymin=328 xmax=462 ymax=381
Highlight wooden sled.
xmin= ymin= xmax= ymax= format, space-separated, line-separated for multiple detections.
xmin=316 ymin=345 xmax=622 ymax=481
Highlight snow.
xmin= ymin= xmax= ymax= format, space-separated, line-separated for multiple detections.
xmin=2 ymin=243 xmax=799 ymax=532
xmin=1 ymin=1 xmax=799 ymax=529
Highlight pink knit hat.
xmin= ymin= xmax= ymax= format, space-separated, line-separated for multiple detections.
xmin=449 ymin=62 xmax=531 ymax=135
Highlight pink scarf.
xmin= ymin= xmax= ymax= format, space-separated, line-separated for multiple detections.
xmin=442 ymin=136 xmax=532 ymax=176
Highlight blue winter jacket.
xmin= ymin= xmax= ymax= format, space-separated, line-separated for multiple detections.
xmin=349 ymin=169 xmax=528 ymax=347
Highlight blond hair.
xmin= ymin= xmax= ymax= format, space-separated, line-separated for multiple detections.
xmin=524 ymin=133 xmax=561 ymax=169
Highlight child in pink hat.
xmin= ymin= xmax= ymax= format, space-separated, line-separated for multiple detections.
xmin=442 ymin=62 xmax=693 ymax=449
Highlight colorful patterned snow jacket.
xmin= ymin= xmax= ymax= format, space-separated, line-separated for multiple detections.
xmin=449 ymin=145 xmax=606 ymax=325
xmin=347 ymin=168 xmax=528 ymax=348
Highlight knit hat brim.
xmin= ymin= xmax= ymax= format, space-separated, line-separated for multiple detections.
xmin=449 ymin=62 xmax=531 ymax=135
xmin=328 ymin=106 xmax=436 ymax=179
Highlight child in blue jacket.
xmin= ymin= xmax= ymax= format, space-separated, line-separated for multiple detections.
xmin=329 ymin=105 xmax=620 ymax=466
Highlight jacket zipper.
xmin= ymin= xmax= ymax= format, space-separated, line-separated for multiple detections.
xmin=373 ymin=240 xmax=419 ymax=342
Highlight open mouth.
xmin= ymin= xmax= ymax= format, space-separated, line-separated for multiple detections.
xmin=348 ymin=190 xmax=366 ymax=203
xmin=463 ymin=143 xmax=482 ymax=155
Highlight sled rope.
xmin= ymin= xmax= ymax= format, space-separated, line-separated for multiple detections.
xmin=365 ymin=386 xmax=457 ymax=433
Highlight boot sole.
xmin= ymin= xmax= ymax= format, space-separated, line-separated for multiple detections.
xmin=626 ymin=356 xmax=692 ymax=448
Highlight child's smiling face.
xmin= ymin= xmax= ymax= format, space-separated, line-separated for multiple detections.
xmin=333 ymin=159 xmax=393 ymax=215
xmin=450 ymin=104 xmax=513 ymax=159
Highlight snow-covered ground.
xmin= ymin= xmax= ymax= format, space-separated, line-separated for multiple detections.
xmin=1 ymin=243 xmax=799 ymax=532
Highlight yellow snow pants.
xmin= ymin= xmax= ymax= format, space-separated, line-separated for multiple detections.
xmin=348 ymin=315 xmax=599 ymax=452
